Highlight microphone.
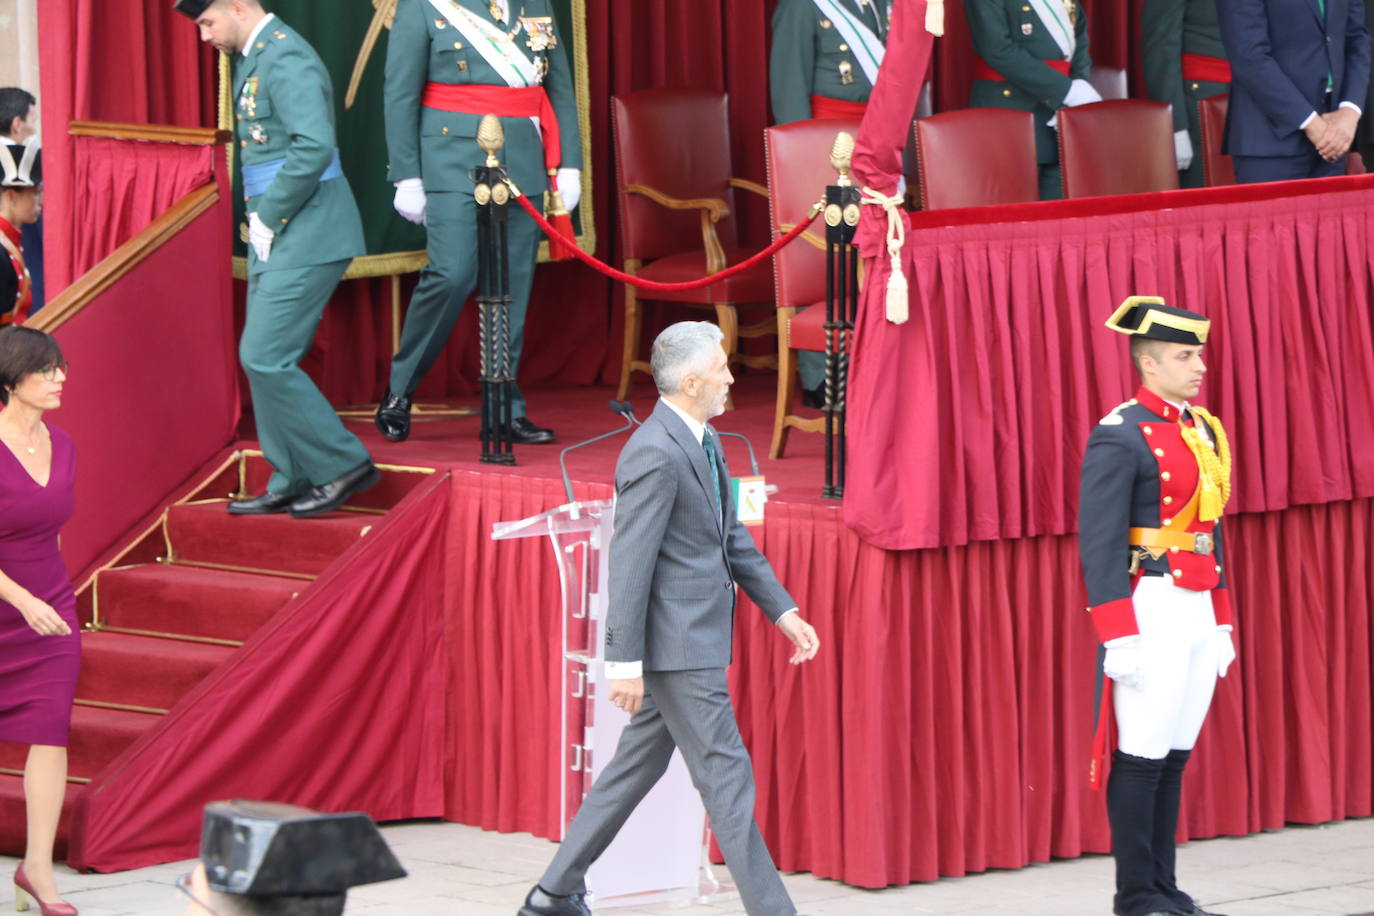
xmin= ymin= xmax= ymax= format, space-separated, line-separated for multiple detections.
xmin=558 ymin=402 xmax=640 ymax=504
xmin=716 ymin=430 xmax=760 ymax=477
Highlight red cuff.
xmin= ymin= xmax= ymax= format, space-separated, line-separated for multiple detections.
xmin=1089 ymin=597 xmax=1138 ymax=643
xmin=1211 ymin=588 xmax=1234 ymax=628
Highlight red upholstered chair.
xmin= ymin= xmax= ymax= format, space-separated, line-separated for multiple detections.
xmin=1089 ymin=66 xmax=1129 ymax=101
xmin=611 ymin=89 xmax=776 ymax=400
xmin=765 ymin=118 xmax=861 ymax=459
xmin=914 ymin=109 xmax=1040 ymax=209
xmin=1197 ymin=93 xmax=1236 ymax=187
xmin=1058 ymin=99 xmax=1180 ymax=198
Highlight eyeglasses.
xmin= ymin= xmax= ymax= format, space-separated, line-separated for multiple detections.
xmin=38 ymin=362 xmax=68 ymax=382
xmin=175 ymin=872 xmax=225 ymax=916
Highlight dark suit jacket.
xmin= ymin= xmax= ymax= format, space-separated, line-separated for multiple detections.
xmin=1217 ymin=0 xmax=1372 ymax=156
xmin=603 ymin=401 xmax=795 ymax=671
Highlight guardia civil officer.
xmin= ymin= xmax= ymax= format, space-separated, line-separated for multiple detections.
xmin=176 ymin=0 xmax=378 ymax=519
xmin=1079 ymin=297 xmax=1237 ymax=916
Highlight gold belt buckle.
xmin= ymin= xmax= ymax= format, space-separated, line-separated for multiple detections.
xmin=1193 ymin=533 xmax=1213 ymax=555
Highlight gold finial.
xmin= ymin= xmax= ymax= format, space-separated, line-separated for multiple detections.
xmin=477 ymin=115 xmax=505 ymax=167
xmin=830 ymin=131 xmax=855 ymax=187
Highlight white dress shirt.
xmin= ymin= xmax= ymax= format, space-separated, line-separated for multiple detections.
xmin=240 ymin=12 xmax=276 ymax=57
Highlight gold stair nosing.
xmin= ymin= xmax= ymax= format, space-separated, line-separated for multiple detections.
xmin=93 ymin=626 xmax=243 ymax=648
xmin=0 ymin=768 xmax=90 ymax=785
xmin=73 ymin=699 xmax=168 ymax=715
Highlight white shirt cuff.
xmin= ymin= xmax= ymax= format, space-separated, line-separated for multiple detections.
xmin=1300 ymin=110 xmax=1319 ymax=130
xmin=604 ymin=660 xmax=642 ymax=680
xmin=775 ymin=607 xmax=799 ymax=623
xmin=1341 ymin=101 xmax=1363 ymax=116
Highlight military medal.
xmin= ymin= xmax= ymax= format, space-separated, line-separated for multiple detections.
xmin=1022 ymin=21 xmax=1034 ymax=34
xmin=249 ymin=123 xmax=268 ymax=145
xmin=520 ymin=16 xmax=555 ymax=51
xmin=434 ymin=17 xmax=447 ymax=29
xmin=534 ymin=55 xmax=550 ymax=82
xmin=1065 ymin=0 xmax=1077 ymax=25
xmin=838 ymin=60 xmax=854 ymax=85
xmin=819 ymin=17 xmax=832 ymax=28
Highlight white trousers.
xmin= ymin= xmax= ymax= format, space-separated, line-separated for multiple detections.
xmin=1113 ymin=576 xmax=1220 ymax=760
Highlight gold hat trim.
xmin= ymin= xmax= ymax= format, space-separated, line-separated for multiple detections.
xmin=1105 ymin=296 xmax=1209 ymax=343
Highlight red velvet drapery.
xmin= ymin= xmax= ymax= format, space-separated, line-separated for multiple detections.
xmin=37 ymin=0 xmax=217 ymax=294
xmin=845 ymin=176 xmax=1374 ymax=550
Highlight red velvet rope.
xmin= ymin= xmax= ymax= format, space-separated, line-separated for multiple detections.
xmin=512 ymin=191 xmax=818 ymax=291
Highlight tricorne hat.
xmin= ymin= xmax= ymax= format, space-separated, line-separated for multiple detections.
xmin=1105 ymin=295 xmax=1209 ymax=345
xmin=0 ymin=143 xmax=40 ymax=189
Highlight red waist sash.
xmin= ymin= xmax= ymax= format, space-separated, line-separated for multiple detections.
xmin=1181 ymin=53 xmax=1232 ymax=84
xmin=421 ymin=83 xmax=563 ymax=174
xmin=809 ymin=94 xmax=868 ymax=119
xmin=973 ymin=57 xmax=1071 ymax=82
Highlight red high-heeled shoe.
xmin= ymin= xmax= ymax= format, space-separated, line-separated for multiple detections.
xmin=13 ymin=864 xmax=77 ymax=916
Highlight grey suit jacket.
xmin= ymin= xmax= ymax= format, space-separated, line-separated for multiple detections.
xmin=604 ymin=401 xmax=796 ymax=671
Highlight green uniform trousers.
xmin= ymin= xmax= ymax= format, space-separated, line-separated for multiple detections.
xmin=388 ymin=189 xmax=540 ymax=419
xmin=242 ymin=259 xmax=371 ymax=496
xmin=1181 ymin=80 xmax=1229 ymax=188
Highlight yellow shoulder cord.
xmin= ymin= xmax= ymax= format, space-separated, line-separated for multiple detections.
xmin=1178 ymin=405 xmax=1232 ymax=521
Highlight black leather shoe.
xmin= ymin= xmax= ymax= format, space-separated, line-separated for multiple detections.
xmin=375 ymin=388 xmax=412 ymax=442
xmin=801 ymin=384 xmax=825 ymax=409
xmin=518 ymin=884 xmax=590 ymax=916
xmin=1184 ymin=906 xmax=1227 ymax=916
xmin=288 ymin=461 xmax=381 ymax=519
xmin=227 ymin=491 xmax=296 ymax=515
xmin=506 ymin=416 xmax=556 ymax=444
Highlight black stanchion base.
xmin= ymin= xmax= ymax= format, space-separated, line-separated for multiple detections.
xmin=480 ymin=452 xmax=517 ymax=466
xmin=821 ymin=485 xmax=844 ymax=500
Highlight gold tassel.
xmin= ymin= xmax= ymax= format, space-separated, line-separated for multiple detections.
xmin=886 ymin=255 xmax=909 ymax=324
xmin=1179 ymin=406 xmax=1232 ymax=521
xmin=860 ymin=186 xmax=909 ymax=325
xmin=925 ymin=0 xmax=945 ymax=36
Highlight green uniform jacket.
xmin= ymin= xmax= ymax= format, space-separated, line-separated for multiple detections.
xmin=234 ymin=18 xmax=365 ymax=275
xmin=384 ymin=0 xmax=582 ymax=196
xmin=1141 ymin=0 xmax=1229 ymax=133
xmin=770 ymin=0 xmax=891 ymax=124
xmin=966 ymin=0 xmax=1093 ymax=163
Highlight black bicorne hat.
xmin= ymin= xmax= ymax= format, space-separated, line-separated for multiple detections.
xmin=1105 ymin=296 xmax=1209 ymax=345
xmin=0 ymin=144 xmax=40 ymax=188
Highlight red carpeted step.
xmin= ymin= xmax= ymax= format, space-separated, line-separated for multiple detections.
xmin=165 ymin=502 xmax=375 ymax=576
xmin=96 ymin=564 xmax=301 ymax=643
xmin=0 ymin=775 xmax=78 ymax=858
xmin=0 ymin=707 xmax=160 ymax=780
xmin=76 ymin=633 xmax=235 ymax=711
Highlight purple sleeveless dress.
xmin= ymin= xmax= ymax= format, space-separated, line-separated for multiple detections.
xmin=0 ymin=425 xmax=80 ymax=746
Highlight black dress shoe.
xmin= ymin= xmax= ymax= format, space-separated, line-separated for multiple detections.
xmin=375 ymin=388 xmax=412 ymax=442
xmin=518 ymin=884 xmax=590 ymax=916
xmin=801 ymin=384 xmax=825 ymax=409
xmin=227 ymin=491 xmax=297 ymax=515
xmin=506 ymin=416 xmax=556 ymax=444
xmin=1184 ymin=906 xmax=1227 ymax=916
xmin=288 ymin=461 xmax=381 ymax=519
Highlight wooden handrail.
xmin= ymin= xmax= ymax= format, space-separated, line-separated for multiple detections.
xmin=27 ymin=183 xmax=221 ymax=334
xmin=68 ymin=121 xmax=232 ymax=146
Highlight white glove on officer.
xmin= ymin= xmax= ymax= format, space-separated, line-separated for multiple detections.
xmin=247 ymin=212 xmax=274 ymax=263
xmin=1174 ymin=130 xmax=1195 ymax=172
xmin=393 ymin=177 xmax=427 ymax=225
xmin=1216 ymin=625 xmax=1236 ymax=678
xmin=554 ymin=167 xmax=581 ymax=213
xmin=1062 ymin=78 xmax=1103 ymax=108
xmin=1103 ymin=635 xmax=1144 ymax=690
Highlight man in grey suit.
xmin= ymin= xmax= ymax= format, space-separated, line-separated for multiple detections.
xmin=521 ymin=322 xmax=821 ymax=916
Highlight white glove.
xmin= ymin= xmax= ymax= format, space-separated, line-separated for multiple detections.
xmin=1174 ymin=130 xmax=1195 ymax=171
xmin=554 ymin=167 xmax=581 ymax=213
xmin=393 ymin=177 xmax=427 ymax=225
xmin=1216 ymin=625 xmax=1236 ymax=678
xmin=1103 ymin=635 xmax=1144 ymax=690
xmin=247 ymin=212 xmax=274 ymax=263
xmin=1062 ymin=78 xmax=1103 ymax=108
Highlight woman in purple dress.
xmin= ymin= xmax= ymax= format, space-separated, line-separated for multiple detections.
xmin=0 ymin=326 xmax=79 ymax=916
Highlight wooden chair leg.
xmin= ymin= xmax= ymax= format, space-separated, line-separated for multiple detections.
xmin=770 ymin=307 xmax=797 ymax=460
xmin=617 ymin=274 xmax=642 ymax=400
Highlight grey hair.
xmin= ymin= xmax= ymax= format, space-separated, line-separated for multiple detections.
xmin=650 ymin=321 xmax=724 ymax=395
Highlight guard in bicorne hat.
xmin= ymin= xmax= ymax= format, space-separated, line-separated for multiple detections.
xmin=0 ymin=142 xmax=40 ymax=326
xmin=1078 ymin=296 xmax=1237 ymax=916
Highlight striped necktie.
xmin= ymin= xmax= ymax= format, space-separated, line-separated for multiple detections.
xmin=702 ymin=432 xmax=722 ymax=520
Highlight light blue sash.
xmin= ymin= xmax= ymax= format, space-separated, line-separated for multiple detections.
xmin=242 ymin=148 xmax=343 ymax=199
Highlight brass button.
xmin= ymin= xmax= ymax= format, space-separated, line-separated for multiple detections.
xmin=1162 ymin=517 xmax=1173 ymax=526
xmin=1022 ymin=3 xmax=1031 ymax=8
xmin=1154 ymin=447 xmax=1165 ymax=457
xmin=1161 ymin=471 xmax=1171 ymax=481
xmin=441 ymin=126 xmax=449 ymax=134
xmin=454 ymin=41 xmax=463 ymax=49
xmin=457 ymin=60 xmax=468 ymax=72
xmin=1172 ymin=569 xmax=1183 ymax=578
xmin=839 ymin=43 xmax=849 ymax=51
xmin=1170 ymin=546 xmax=1180 ymax=554
xmin=1002 ymin=89 xmax=1012 ymax=97
xmin=240 ymin=140 xmax=248 ymax=148
xmin=1191 ymin=82 xmax=1200 ymax=90
xmin=1215 ymin=565 xmax=1222 ymax=573
xmin=280 ymin=217 xmax=288 ymax=224
xmin=236 ymin=114 xmax=243 ymax=121
xmin=1144 ymin=425 xmax=1153 ymax=435
xmin=1163 ymin=496 xmax=1173 ymax=505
